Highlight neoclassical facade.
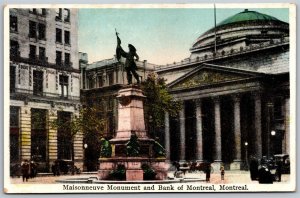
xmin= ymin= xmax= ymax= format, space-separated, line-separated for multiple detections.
xmin=158 ymin=9 xmax=290 ymax=169
xmin=9 ymin=8 xmax=83 ymax=171
xmin=79 ymin=10 xmax=290 ymax=170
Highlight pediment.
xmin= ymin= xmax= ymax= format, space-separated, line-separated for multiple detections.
xmin=169 ymin=65 xmax=260 ymax=89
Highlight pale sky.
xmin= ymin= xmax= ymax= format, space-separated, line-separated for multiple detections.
xmin=78 ymin=8 xmax=289 ymax=65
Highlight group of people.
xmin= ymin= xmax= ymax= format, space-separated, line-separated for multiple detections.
xmin=20 ymin=159 xmax=38 ymax=182
xmin=172 ymin=161 xmax=226 ymax=182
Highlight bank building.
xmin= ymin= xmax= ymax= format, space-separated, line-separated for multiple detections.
xmin=159 ymin=9 xmax=290 ymax=169
xmin=9 ymin=8 xmax=83 ymax=171
xmin=81 ymin=9 xmax=290 ymax=170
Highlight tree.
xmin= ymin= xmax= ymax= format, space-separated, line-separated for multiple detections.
xmin=141 ymin=72 xmax=182 ymax=141
xmin=49 ymin=104 xmax=106 ymax=167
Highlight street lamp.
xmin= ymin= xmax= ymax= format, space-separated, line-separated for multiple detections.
xmin=83 ymin=143 xmax=88 ymax=172
xmin=245 ymin=142 xmax=249 ymax=170
xmin=271 ymin=130 xmax=276 ymax=156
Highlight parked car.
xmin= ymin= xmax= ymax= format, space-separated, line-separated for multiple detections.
xmin=260 ymin=154 xmax=290 ymax=182
xmin=54 ymin=159 xmax=81 ymax=175
xmin=273 ymin=154 xmax=290 ymax=174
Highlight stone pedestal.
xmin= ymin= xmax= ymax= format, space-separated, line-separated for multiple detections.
xmin=98 ymin=85 xmax=167 ymax=181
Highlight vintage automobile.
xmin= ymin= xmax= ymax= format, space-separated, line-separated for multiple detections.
xmin=260 ymin=154 xmax=290 ymax=182
xmin=273 ymin=154 xmax=290 ymax=174
xmin=52 ymin=159 xmax=81 ymax=175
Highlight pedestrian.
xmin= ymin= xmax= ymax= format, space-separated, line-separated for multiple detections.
xmin=30 ymin=160 xmax=37 ymax=178
xmin=276 ymin=159 xmax=283 ymax=182
xmin=205 ymin=163 xmax=211 ymax=182
xmin=52 ymin=160 xmax=60 ymax=176
xmin=21 ymin=159 xmax=30 ymax=182
xmin=220 ymin=165 xmax=225 ymax=180
xmin=249 ymin=156 xmax=259 ymax=180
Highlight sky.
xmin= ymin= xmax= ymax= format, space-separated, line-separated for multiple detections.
xmin=78 ymin=7 xmax=289 ymax=65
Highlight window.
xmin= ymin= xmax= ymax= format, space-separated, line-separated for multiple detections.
xmin=10 ymin=15 xmax=18 ymax=32
xmin=29 ymin=21 xmax=37 ymax=38
xmin=65 ymin=53 xmax=70 ymax=66
xmin=39 ymin=47 xmax=45 ymax=61
xmin=89 ymin=78 xmax=94 ymax=89
xmin=29 ymin=8 xmax=37 ymax=14
xmin=31 ymin=109 xmax=47 ymax=162
xmin=10 ymin=66 xmax=16 ymax=93
xmin=56 ymin=51 xmax=62 ymax=65
xmin=63 ymin=9 xmax=70 ymax=22
xmin=57 ymin=111 xmax=72 ymax=160
xmin=55 ymin=8 xmax=62 ymax=21
xmin=56 ymin=28 xmax=62 ymax=43
xmin=108 ymin=72 xmax=114 ymax=85
xmin=64 ymin=31 xmax=70 ymax=45
xmin=29 ymin=45 xmax=36 ymax=59
xmin=274 ymin=98 xmax=283 ymax=120
xmin=33 ymin=70 xmax=43 ymax=96
xmin=42 ymin=8 xmax=47 ymax=15
xmin=98 ymin=75 xmax=103 ymax=87
xmin=38 ymin=23 xmax=46 ymax=40
xmin=34 ymin=8 xmax=46 ymax=16
xmin=59 ymin=75 xmax=69 ymax=98
xmin=10 ymin=40 xmax=19 ymax=57
xmin=10 ymin=106 xmax=20 ymax=162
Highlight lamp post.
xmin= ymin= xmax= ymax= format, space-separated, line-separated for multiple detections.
xmin=245 ymin=142 xmax=248 ymax=170
xmin=271 ymin=130 xmax=276 ymax=156
xmin=83 ymin=143 xmax=88 ymax=172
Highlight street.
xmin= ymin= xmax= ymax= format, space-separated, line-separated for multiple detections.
xmin=9 ymin=171 xmax=290 ymax=184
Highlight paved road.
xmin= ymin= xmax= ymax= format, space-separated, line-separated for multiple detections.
xmin=9 ymin=171 xmax=290 ymax=184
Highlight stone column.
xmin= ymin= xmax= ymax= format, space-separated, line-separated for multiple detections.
xmin=164 ymin=112 xmax=170 ymax=161
xmin=253 ymin=93 xmax=262 ymax=158
xmin=283 ymin=97 xmax=290 ymax=154
xmin=231 ymin=95 xmax=242 ymax=170
xmin=20 ymin=106 xmax=31 ymax=161
xmin=48 ymin=109 xmax=58 ymax=165
xmin=213 ymin=97 xmax=222 ymax=163
xmin=179 ymin=103 xmax=186 ymax=162
xmin=195 ymin=99 xmax=203 ymax=161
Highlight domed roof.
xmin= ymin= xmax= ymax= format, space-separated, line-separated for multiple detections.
xmin=217 ymin=9 xmax=281 ymax=27
xmin=191 ymin=9 xmax=288 ymax=52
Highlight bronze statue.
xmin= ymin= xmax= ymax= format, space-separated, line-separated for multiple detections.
xmin=115 ymin=30 xmax=140 ymax=85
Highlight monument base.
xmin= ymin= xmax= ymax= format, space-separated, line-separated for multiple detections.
xmin=98 ymin=157 xmax=168 ymax=180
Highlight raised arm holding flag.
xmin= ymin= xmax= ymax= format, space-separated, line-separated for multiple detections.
xmin=115 ymin=29 xmax=140 ymax=85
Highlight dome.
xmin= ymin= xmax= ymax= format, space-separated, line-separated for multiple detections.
xmin=217 ymin=9 xmax=281 ymax=27
xmin=190 ymin=9 xmax=289 ymax=57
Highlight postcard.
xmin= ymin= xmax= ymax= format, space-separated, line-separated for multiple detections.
xmin=3 ymin=3 xmax=296 ymax=193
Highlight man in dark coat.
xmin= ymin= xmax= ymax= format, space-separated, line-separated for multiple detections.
xmin=21 ymin=159 xmax=30 ymax=182
xmin=205 ymin=163 xmax=211 ymax=182
xmin=116 ymin=32 xmax=140 ymax=85
xmin=249 ymin=156 xmax=259 ymax=180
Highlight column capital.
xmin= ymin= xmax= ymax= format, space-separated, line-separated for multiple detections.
xmin=212 ymin=96 xmax=220 ymax=103
xmin=195 ymin=99 xmax=202 ymax=107
xmin=232 ymin=94 xmax=241 ymax=103
xmin=251 ymin=91 xmax=262 ymax=99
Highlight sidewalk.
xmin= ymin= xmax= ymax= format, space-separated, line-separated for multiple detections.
xmin=9 ymin=170 xmax=290 ymax=184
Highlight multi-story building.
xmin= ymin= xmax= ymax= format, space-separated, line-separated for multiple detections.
xmin=158 ymin=9 xmax=290 ymax=169
xmin=9 ymin=8 xmax=83 ymax=172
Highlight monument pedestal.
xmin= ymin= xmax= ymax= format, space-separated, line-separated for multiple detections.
xmin=98 ymin=85 xmax=167 ymax=181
